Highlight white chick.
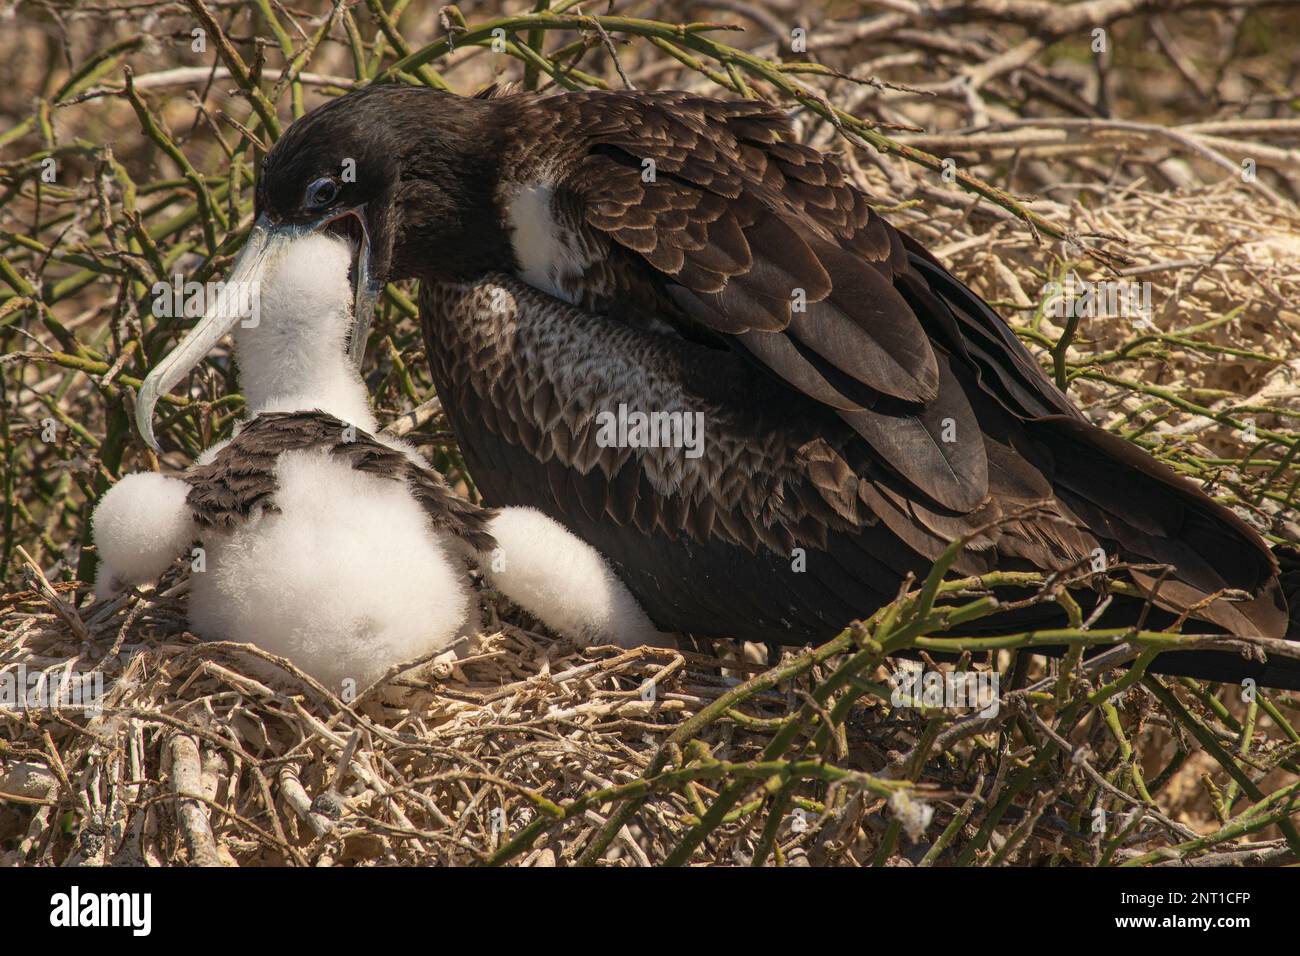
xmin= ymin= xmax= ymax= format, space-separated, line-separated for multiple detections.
xmin=96 ymin=233 xmax=670 ymax=691
xmin=98 ymin=234 xmax=469 ymax=690
xmin=484 ymin=507 xmax=671 ymax=648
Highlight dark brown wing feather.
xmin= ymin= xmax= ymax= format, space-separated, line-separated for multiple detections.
xmin=421 ymin=273 xmax=1287 ymax=664
xmin=184 ymin=411 xmax=496 ymax=552
xmin=491 ymin=90 xmax=1285 ymax=634
xmin=408 ymin=90 xmax=1293 ymax=683
xmin=510 ymin=92 xmax=998 ymax=509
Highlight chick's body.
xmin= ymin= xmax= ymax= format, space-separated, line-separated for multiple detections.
xmin=97 ymin=234 xmax=472 ymax=689
xmin=96 ymin=232 xmax=669 ymax=691
xmin=188 ymin=445 xmax=469 ymax=688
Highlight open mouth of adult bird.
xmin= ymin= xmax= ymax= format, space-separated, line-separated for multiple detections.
xmin=134 ymin=207 xmax=381 ymax=451
xmin=320 ymin=206 xmax=380 ymax=368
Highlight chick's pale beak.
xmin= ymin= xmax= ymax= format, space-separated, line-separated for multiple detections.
xmin=135 ymin=215 xmax=292 ymax=450
xmin=134 ymin=207 xmax=378 ymax=451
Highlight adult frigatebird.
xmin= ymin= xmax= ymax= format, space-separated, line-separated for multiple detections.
xmin=136 ymin=85 xmax=1300 ymax=688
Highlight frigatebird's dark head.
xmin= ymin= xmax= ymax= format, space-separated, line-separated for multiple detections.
xmin=136 ymin=84 xmax=508 ymax=449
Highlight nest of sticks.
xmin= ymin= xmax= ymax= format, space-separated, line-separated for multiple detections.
xmin=4 ymin=499 xmax=1300 ymax=868
xmin=3 ymin=562 xmax=927 ymax=867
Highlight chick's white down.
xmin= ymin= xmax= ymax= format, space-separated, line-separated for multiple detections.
xmin=95 ymin=232 xmax=669 ymax=690
xmin=92 ymin=234 xmax=468 ymax=689
xmin=233 ymin=231 xmax=376 ymax=430
xmin=485 ymin=507 xmax=670 ymax=648
xmin=92 ymin=472 xmax=195 ymax=595
xmin=196 ymin=233 xmax=473 ymax=688
xmin=189 ymin=451 xmax=469 ymax=689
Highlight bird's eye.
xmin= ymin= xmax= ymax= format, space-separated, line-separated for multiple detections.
xmin=304 ymin=177 xmax=339 ymax=209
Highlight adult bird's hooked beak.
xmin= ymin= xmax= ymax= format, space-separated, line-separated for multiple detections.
xmin=134 ymin=207 xmax=381 ymax=451
xmin=333 ymin=204 xmax=382 ymax=369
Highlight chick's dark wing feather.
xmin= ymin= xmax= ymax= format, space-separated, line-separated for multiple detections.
xmin=184 ymin=411 xmax=495 ymax=550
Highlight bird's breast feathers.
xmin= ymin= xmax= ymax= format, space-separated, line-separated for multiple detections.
xmin=499 ymin=180 xmax=599 ymax=305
